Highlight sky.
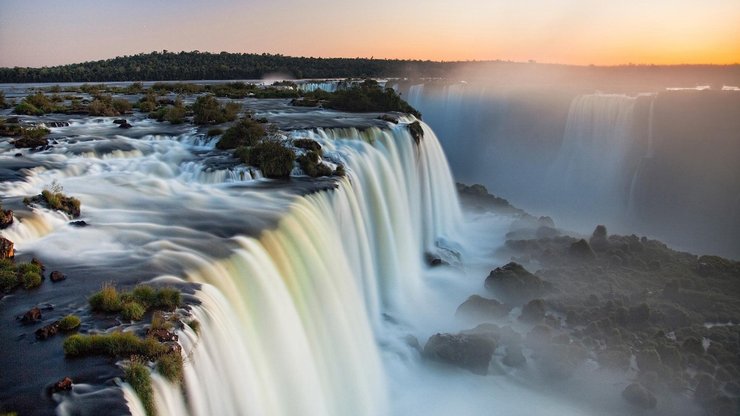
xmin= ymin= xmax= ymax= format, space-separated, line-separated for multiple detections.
xmin=0 ymin=0 xmax=738 ymax=67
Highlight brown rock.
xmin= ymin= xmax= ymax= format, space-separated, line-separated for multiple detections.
xmin=52 ymin=377 xmax=73 ymax=392
xmin=148 ymin=327 xmax=178 ymax=342
xmin=0 ymin=237 xmax=14 ymax=259
xmin=35 ymin=322 xmax=59 ymax=340
xmin=456 ymin=295 xmax=511 ymax=321
xmin=0 ymin=209 xmax=13 ymax=229
xmin=50 ymin=271 xmax=66 ymax=282
xmin=21 ymin=307 xmax=42 ymax=323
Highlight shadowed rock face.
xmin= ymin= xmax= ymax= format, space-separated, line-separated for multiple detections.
xmin=423 ymin=333 xmax=496 ymax=375
xmin=455 ymin=295 xmax=512 ymax=321
xmin=622 ymin=383 xmax=658 ymax=409
xmin=484 ymin=262 xmax=551 ymax=305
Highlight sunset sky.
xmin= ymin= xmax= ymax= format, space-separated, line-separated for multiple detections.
xmin=1 ymin=0 xmax=738 ymax=67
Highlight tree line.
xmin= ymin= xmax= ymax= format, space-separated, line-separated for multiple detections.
xmin=0 ymin=51 xmax=458 ymax=83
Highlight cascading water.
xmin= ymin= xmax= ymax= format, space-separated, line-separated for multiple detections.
xmin=127 ymin=121 xmax=462 ymax=416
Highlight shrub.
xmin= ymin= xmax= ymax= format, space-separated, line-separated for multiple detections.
xmin=58 ymin=314 xmax=81 ymax=331
xmin=121 ymin=301 xmax=146 ymax=321
xmin=138 ymin=94 xmax=158 ymax=113
xmin=112 ymin=99 xmax=132 ymax=114
xmin=207 ymin=128 xmax=223 ymax=137
xmin=163 ymin=104 xmax=186 ymax=124
xmin=89 ymin=283 xmax=123 ymax=313
xmin=16 ymin=263 xmax=42 ymax=289
xmin=156 ymin=351 xmax=183 ymax=383
xmin=14 ymin=101 xmax=43 ymax=116
xmin=297 ymin=151 xmax=332 ymax=177
xmin=324 ymin=79 xmax=422 ymax=118
xmin=186 ymin=319 xmax=200 ymax=334
xmin=0 ymin=260 xmax=18 ymax=292
xmin=192 ymin=95 xmax=221 ymax=125
xmin=293 ymin=138 xmax=322 ymax=153
xmin=39 ymin=189 xmax=81 ymax=217
xmin=216 ymin=118 xmax=265 ymax=150
xmin=155 ymin=287 xmax=182 ymax=311
xmin=125 ymin=360 xmax=156 ymax=416
xmin=88 ymin=97 xmax=116 ymax=116
xmin=63 ymin=332 xmax=168 ymax=358
xmin=0 ymin=91 xmax=6 ymax=109
xmin=241 ymin=141 xmax=295 ymax=178
xmin=132 ymin=285 xmax=157 ymax=306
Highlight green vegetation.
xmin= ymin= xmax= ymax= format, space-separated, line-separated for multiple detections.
xmin=297 ymin=151 xmax=333 ymax=177
xmin=324 ymin=80 xmax=422 ymax=118
xmin=186 ymin=319 xmax=200 ymax=335
xmin=292 ymin=138 xmax=322 ymax=153
xmin=0 ymin=91 xmax=7 ymax=109
xmin=156 ymin=351 xmax=184 ymax=383
xmin=0 ymin=50 xmax=456 ymax=82
xmin=88 ymin=95 xmax=132 ymax=116
xmin=206 ymin=128 xmax=223 ymax=137
xmin=125 ymin=360 xmax=156 ymax=416
xmin=14 ymin=93 xmax=56 ymax=115
xmin=58 ymin=314 xmax=81 ymax=331
xmin=89 ymin=283 xmax=182 ymax=320
xmin=63 ymin=331 xmax=168 ymax=357
xmin=238 ymin=141 xmax=295 ymax=178
xmin=215 ymin=117 xmax=266 ymax=150
xmin=0 ymin=259 xmax=43 ymax=293
xmin=30 ymin=188 xmax=82 ymax=218
xmin=192 ymin=95 xmax=240 ymax=125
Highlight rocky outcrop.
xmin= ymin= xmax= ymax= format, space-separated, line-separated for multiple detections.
xmin=0 ymin=208 xmax=13 ymax=229
xmin=0 ymin=237 xmax=14 ymax=259
xmin=12 ymin=136 xmax=49 ymax=149
xmin=622 ymin=383 xmax=657 ymax=409
xmin=52 ymin=377 xmax=73 ymax=393
xmin=35 ymin=322 xmax=60 ymax=340
xmin=589 ymin=225 xmax=609 ymax=252
xmin=147 ymin=328 xmax=178 ymax=343
xmin=456 ymin=295 xmax=511 ymax=321
xmin=502 ymin=345 xmax=526 ymax=367
xmin=484 ymin=262 xmax=550 ymax=304
xmin=21 ymin=307 xmax=42 ymax=323
xmin=50 ymin=271 xmax=66 ymax=283
xmin=423 ymin=333 xmax=496 ymax=375
xmin=568 ymin=239 xmax=595 ymax=260
xmin=519 ymin=299 xmax=546 ymax=323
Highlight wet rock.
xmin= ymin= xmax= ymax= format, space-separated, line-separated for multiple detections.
xmin=502 ymin=345 xmax=526 ymax=367
xmin=519 ymin=299 xmax=546 ymax=323
xmin=622 ymin=383 xmax=657 ymax=409
xmin=52 ymin=377 xmax=73 ymax=393
xmin=12 ymin=136 xmax=49 ymax=149
xmin=0 ymin=209 xmax=13 ymax=229
xmin=118 ymin=121 xmax=133 ymax=129
xmin=14 ymin=153 xmax=23 ymax=157
xmin=424 ymin=333 xmax=496 ymax=375
xmin=404 ymin=335 xmax=422 ymax=353
xmin=112 ymin=119 xmax=127 ymax=125
xmin=484 ymin=262 xmax=550 ymax=304
xmin=456 ymin=295 xmax=511 ymax=321
xmin=424 ymin=253 xmax=446 ymax=267
xmin=50 ymin=271 xmax=66 ymax=283
xmin=21 ymin=307 xmax=42 ymax=323
xmin=589 ymin=225 xmax=609 ymax=252
xmin=45 ymin=121 xmax=69 ymax=128
xmin=69 ymin=220 xmax=88 ymax=227
xmin=148 ymin=328 xmax=178 ymax=343
xmin=568 ymin=239 xmax=595 ymax=260
xmin=0 ymin=236 xmax=14 ymax=259
xmin=35 ymin=322 xmax=59 ymax=340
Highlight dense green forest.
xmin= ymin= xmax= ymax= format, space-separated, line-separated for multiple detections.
xmin=0 ymin=51 xmax=456 ymax=83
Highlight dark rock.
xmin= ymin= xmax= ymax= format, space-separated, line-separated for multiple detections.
xmin=52 ymin=377 xmax=73 ymax=393
xmin=456 ymin=295 xmax=511 ymax=321
xmin=408 ymin=121 xmax=424 ymax=144
xmin=682 ymin=337 xmax=704 ymax=355
xmin=538 ymin=216 xmax=556 ymax=228
xmin=112 ymin=119 xmax=127 ymax=125
xmin=622 ymin=383 xmax=657 ymax=409
xmin=404 ymin=335 xmax=422 ymax=353
xmin=35 ymin=322 xmax=59 ymax=340
xmin=502 ymin=345 xmax=526 ymax=367
xmin=14 ymin=153 xmax=23 ymax=157
xmin=69 ymin=220 xmax=88 ymax=227
xmin=424 ymin=333 xmax=496 ymax=375
xmin=519 ymin=299 xmax=546 ymax=323
xmin=589 ymin=225 xmax=609 ymax=252
xmin=424 ymin=253 xmax=446 ymax=267
xmin=568 ymin=239 xmax=595 ymax=260
xmin=535 ymin=226 xmax=560 ymax=238
xmin=378 ymin=114 xmax=399 ymax=124
xmin=45 ymin=121 xmax=69 ymax=128
xmin=50 ymin=271 xmax=66 ymax=283
xmin=12 ymin=136 xmax=49 ymax=149
xmin=21 ymin=307 xmax=42 ymax=323
xmin=118 ymin=121 xmax=133 ymax=129
xmin=0 ymin=223 xmax=14 ymax=249
xmin=148 ymin=328 xmax=178 ymax=343
xmin=484 ymin=262 xmax=551 ymax=304
xmin=0 ymin=208 xmax=13 ymax=229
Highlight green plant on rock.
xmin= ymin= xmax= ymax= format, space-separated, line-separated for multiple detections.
xmin=58 ymin=314 xmax=81 ymax=331
xmin=297 ymin=150 xmax=333 ymax=177
xmin=16 ymin=262 xmax=42 ymax=289
xmin=125 ymin=359 xmax=156 ymax=416
xmin=89 ymin=283 xmax=123 ymax=313
xmin=63 ymin=332 xmax=168 ymax=358
xmin=216 ymin=118 xmax=265 ymax=150
xmin=156 ymin=351 xmax=184 ymax=383
xmin=240 ymin=141 xmax=295 ymax=179
xmin=121 ymin=301 xmax=147 ymax=321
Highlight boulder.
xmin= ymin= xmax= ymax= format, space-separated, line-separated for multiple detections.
xmin=622 ymin=383 xmax=657 ymax=409
xmin=0 ymin=236 xmax=15 ymax=259
xmin=12 ymin=136 xmax=49 ymax=149
xmin=568 ymin=239 xmax=596 ymax=260
xmin=424 ymin=333 xmax=496 ymax=375
xmin=50 ymin=271 xmax=66 ymax=283
xmin=148 ymin=328 xmax=178 ymax=342
xmin=519 ymin=299 xmax=546 ymax=323
xmin=589 ymin=225 xmax=609 ymax=252
xmin=502 ymin=345 xmax=526 ymax=367
xmin=21 ymin=307 xmax=42 ymax=323
xmin=484 ymin=262 xmax=550 ymax=304
xmin=52 ymin=377 xmax=73 ymax=393
xmin=35 ymin=322 xmax=59 ymax=340
xmin=118 ymin=121 xmax=133 ymax=129
xmin=0 ymin=209 xmax=13 ymax=229
xmin=69 ymin=220 xmax=88 ymax=227
xmin=456 ymin=295 xmax=511 ymax=321
xmin=112 ymin=119 xmax=127 ymax=125
xmin=45 ymin=121 xmax=69 ymax=128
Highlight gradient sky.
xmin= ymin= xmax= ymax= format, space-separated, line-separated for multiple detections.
xmin=1 ymin=0 xmax=738 ymax=67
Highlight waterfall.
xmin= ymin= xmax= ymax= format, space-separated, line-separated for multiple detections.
xmin=134 ymin=121 xmax=461 ymax=416
xmin=546 ymin=94 xmax=637 ymax=219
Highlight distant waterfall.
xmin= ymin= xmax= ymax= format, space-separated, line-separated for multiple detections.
xmin=546 ymin=94 xmax=638 ymax=218
xmin=135 ymin=121 xmax=461 ymax=416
